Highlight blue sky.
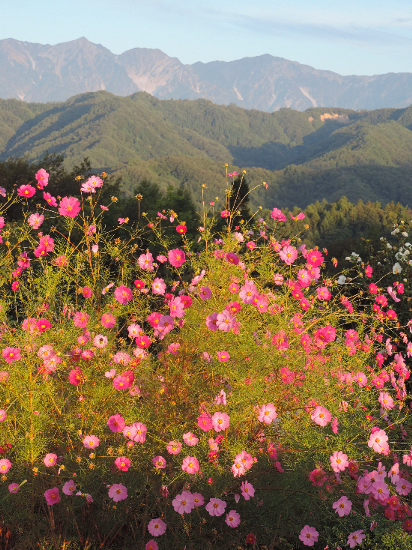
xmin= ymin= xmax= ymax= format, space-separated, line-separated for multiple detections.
xmin=1 ymin=0 xmax=412 ymax=75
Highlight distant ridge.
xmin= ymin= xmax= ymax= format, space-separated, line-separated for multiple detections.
xmin=0 ymin=37 xmax=412 ymax=111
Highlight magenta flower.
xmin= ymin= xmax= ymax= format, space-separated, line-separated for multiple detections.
xmin=44 ymin=453 xmax=58 ymax=467
xmin=212 ymin=412 xmax=230 ymax=432
xmin=168 ymin=248 xmax=186 ymax=268
xmin=58 ymin=196 xmax=81 ymax=218
xmin=2 ymin=347 xmax=21 ymax=363
xmin=172 ymin=491 xmax=195 ymax=514
xmin=225 ymin=510 xmax=241 ymax=528
xmin=44 ymin=487 xmax=60 ymax=506
xmin=167 ymin=441 xmax=182 ymax=455
xmin=197 ymin=413 xmax=213 ymax=432
xmin=146 ymin=540 xmax=158 ymax=550
xmin=217 ymin=350 xmax=230 ymax=362
xmin=182 ymin=456 xmax=200 ymax=474
xmin=82 ymin=286 xmax=93 ymax=298
xmin=109 ymin=483 xmax=128 ymax=502
xmin=148 ymin=518 xmax=167 ymax=537
xmin=192 ymin=492 xmax=204 ymax=507
xmin=205 ymin=497 xmax=227 ymax=516
xmin=0 ymin=459 xmax=11 ymax=473
xmin=152 ymin=456 xmax=166 ymax=469
xmin=220 ymin=210 xmax=230 ymax=218
xmin=330 ymin=451 xmax=349 ymax=473
xmin=43 ymin=192 xmax=57 ymax=206
xmin=108 ymin=414 xmax=125 ymax=433
xmin=135 ymin=335 xmax=151 ymax=349
xmin=271 ymin=208 xmax=287 ymax=222
xmin=114 ymin=285 xmax=133 ymax=304
xmin=73 ymin=311 xmax=89 ymax=328
xmin=8 ymin=483 xmax=20 ymax=493
xmin=199 ymin=286 xmax=212 ymax=300
xmin=17 ymin=184 xmax=36 ymax=198
xmin=101 ymin=312 xmax=116 ymax=329
xmin=82 ymin=435 xmax=100 ymax=449
xmin=68 ymin=367 xmax=84 ymax=385
xmin=299 ymin=525 xmax=319 ymax=547
xmin=258 ymin=403 xmax=277 ymax=424
xmin=310 ymin=406 xmax=331 ymax=427
xmin=63 ymin=480 xmax=76 ymax=495
xmin=115 ymin=456 xmax=131 ymax=471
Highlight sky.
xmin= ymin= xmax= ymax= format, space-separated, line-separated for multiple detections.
xmin=1 ymin=0 xmax=412 ymax=75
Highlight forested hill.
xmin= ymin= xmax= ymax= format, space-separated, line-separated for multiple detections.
xmin=1 ymin=91 xmax=412 ymax=210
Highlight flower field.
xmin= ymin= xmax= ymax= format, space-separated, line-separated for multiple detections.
xmin=0 ymin=169 xmax=411 ymax=549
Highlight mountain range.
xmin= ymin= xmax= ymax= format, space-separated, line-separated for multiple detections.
xmin=1 ymin=37 xmax=412 ymax=111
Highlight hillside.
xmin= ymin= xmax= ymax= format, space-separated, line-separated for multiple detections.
xmin=1 ymin=92 xmax=412 ymax=210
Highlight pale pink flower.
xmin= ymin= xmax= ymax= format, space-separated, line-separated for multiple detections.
xmin=332 ymin=495 xmax=352 ymax=517
xmin=299 ymin=525 xmax=319 ymax=547
xmin=182 ymin=456 xmax=200 ymax=474
xmin=147 ymin=518 xmax=167 ymax=537
xmin=133 ymin=422 xmax=147 ymax=443
xmin=206 ymin=312 xmax=219 ymax=331
xmin=225 ymin=510 xmax=241 ymax=528
xmin=258 ymin=403 xmax=277 ymax=424
xmin=396 ymin=478 xmax=412 ymax=495
xmin=94 ymin=334 xmax=108 ymax=348
xmin=330 ymin=451 xmax=349 ymax=473
xmin=108 ymin=483 xmax=128 ymax=502
xmin=205 ymin=498 xmax=227 ymax=516
xmin=183 ymin=432 xmax=199 ymax=446
xmin=216 ymin=310 xmax=236 ymax=332
xmin=82 ymin=435 xmax=99 ymax=449
xmin=378 ymin=392 xmax=394 ymax=410
xmin=63 ymin=480 xmax=76 ymax=495
xmin=0 ymin=459 xmax=11 ymax=473
xmin=152 ymin=278 xmax=166 ymax=295
xmin=0 ymin=410 xmax=6 ymax=422
xmin=212 ymin=412 xmax=230 ymax=432
xmin=172 ymin=491 xmax=195 ymax=514
xmin=240 ymin=481 xmax=255 ymax=500
xmin=368 ymin=429 xmax=388 ymax=454
xmin=347 ymin=530 xmax=365 ymax=548
xmin=44 ymin=487 xmax=60 ymax=505
xmin=192 ymin=492 xmax=204 ymax=506
xmin=199 ymin=286 xmax=212 ymax=300
xmin=138 ymin=252 xmax=154 ymax=271
xmin=167 ymin=441 xmax=182 ymax=455
xmin=311 ymin=406 xmax=331 ymax=427
xmin=28 ymin=213 xmax=44 ymax=229
xmin=44 ymin=453 xmax=57 ymax=467
xmin=279 ymin=245 xmax=298 ymax=265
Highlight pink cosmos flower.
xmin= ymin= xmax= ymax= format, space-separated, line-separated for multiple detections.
xmin=241 ymin=481 xmax=255 ymax=500
xmin=152 ymin=456 xmax=166 ymax=469
xmin=368 ymin=429 xmax=389 ymax=454
xmin=63 ymin=480 xmax=76 ymax=495
xmin=0 ymin=410 xmax=7 ymax=422
xmin=220 ymin=210 xmax=230 ymax=218
xmin=168 ymin=249 xmax=186 ymax=268
xmin=206 ymin=312 xmax=219 ymax=331
xmin=212 ymin=412 xmax=230 ymax=432
xmin=396 ymin=478 xmax=412 ymax=495
xmin=35 ymin=168 xmax=49 ymax=187
xmin=225 ymin=510 xmax=241 ymax=528
xmin=0 ymin=459 xmax=11 ymax=473
xmin=316 ymin=286 xmax=331 ymax=301
xmin=132 ymin=422 xmax=147 ymax=443
xmin=258 ymin=403 xmax=277 ymax=424
xmin=299 ymin=526 xmax=319 ymax=547
xmin=347 ymin=530 xmax=365 ymax=548
xmin=172 ymin=491 xmax=195 ymax=514
xmin=2 ymin=347 xmax=21 ymax=363
xmin=311 ymin=406 xmax=331 ymax=427
xmin=182 ymin=456 xmax=200 ymax=474
xmin=378 ymin=392 xmax=394 ymax=410
xmin=28 ymin=213 xmax=44 ymax=229
xmin=217 ymin=350 xmax=230 ymax=362
xmin=309 ymin=468 xmax=327 ymax=487
xmin=138 ymin=252 xmax=154 ymax=271
xmin=43 ymin=192 xmax=57 ymax=206
xmin=82 ymin=435 xmax=100 ymax=449
xmin=306 ymin=249 xmax=324 ymax=267
xmin=17 ymin=184 xmax=36 ymax=198
xmin=183 ymin=432 xmax=199 ymax=446
xmin=148 ymin=518 xmax=167 ymax=537
xmin=198 ymin=413 xmax=213 ymax=432
xmin=44 ymin=487 xmax=60 ymax=506
xmin=332 ymin=496 xmax=352 ymax=517
xmin=206 ymin=498 xmax=227 ymax=516
xmin=109 ymin=483 xmax=128 ymax=502
xmin=239 ymin=281 xmax=258 ymax=303
xmin=330 ymin=451 xmax=349 ymax=473
xmin=59 ymin=197 xmax=81 ymax=218
xmin=8 ymin=483 xmax=20 ymax=493
xmin=167 ymin=441 xmax=182 ymax=455
xmin=114 ymin=285 xmax=133 ymax=304
xmin=135 ymin=335 xmax=152 ymax=349
xmin=44 ymin=453 xmax=58 ymax=467
xmin=168 ymin=342 xmax=180 ymax=355
xmin=115 ymin=456 xmax=131 ymax=471
xmin=93 ymin=334 xmax=108 ymax=348
xmin=152 ymin=278 xmax=166 ymax=295
xmin=271 ymin=208 xmax=287 ymax=222
xmin=199 ymin=286 xmax=212 ymax=300
xmin=101 ymin=313 xmax=116 ymax=329
xmin=272 ymin=331 xmax=289 ymax=351
xmin=73 ymin=311 xmax=89 ymax=328
xmin=192 ymin=493 xmax=204 ymax=507
xmin=279 ymin=245 xmax=298 ymax=265
xmin=146 ymin=540 xmax=158 ymax=550
xmin=216 ymin=310 xmax=236 ymax=332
